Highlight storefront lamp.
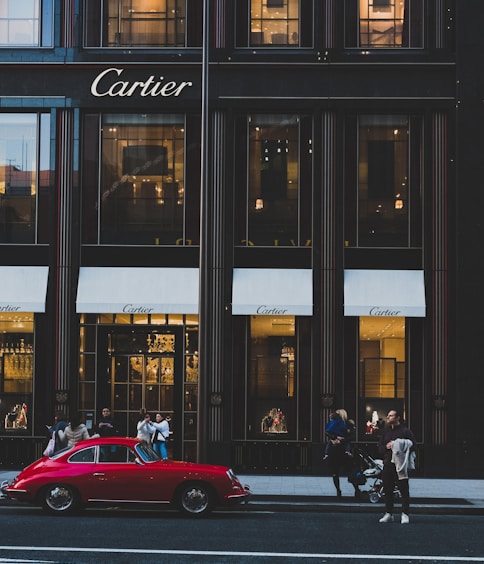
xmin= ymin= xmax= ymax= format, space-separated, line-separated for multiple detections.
xmin=210 ymin=392 xmax=223 ymax=407
xmin=321 ymin=393 xmax=335 ymax=408
xmin=432 ymin=395 xmax=446 ymax=410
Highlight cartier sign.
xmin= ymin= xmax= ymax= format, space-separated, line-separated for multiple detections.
xmin=91 ymin=67 xmax=193 ymax=98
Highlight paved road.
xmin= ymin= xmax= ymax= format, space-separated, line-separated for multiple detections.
xmin=0 ymin=504 xmax=484 ymax=563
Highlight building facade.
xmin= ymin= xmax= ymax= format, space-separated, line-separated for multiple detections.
xmin=0 ymin=0 xmax=482 ymax=477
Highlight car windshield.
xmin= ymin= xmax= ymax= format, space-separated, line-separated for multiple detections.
xmin=49 ymin=445 xmax=74 ymax=459
xmin=135 ymin=441 xmax=160 ymax=462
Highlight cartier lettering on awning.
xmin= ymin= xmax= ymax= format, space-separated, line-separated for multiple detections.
xmin=0 ymin=266 xmax=49 ymax=312
xmin=232 ymin=268 xmax=313 ymax=316
xmin=76 ymin=267 xmax=199 ymax=314
xmin=344 ymin=269 xmax=426 ymax=317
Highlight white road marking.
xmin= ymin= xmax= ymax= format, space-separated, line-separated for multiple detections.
xmin=0 ymin=560 xmax=55 ymax=563
xmin=0 ymin=547 xmax=483 ymax=561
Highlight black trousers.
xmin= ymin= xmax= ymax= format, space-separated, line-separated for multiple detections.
xmin=382 ymin=462 xmax=410 ymax=514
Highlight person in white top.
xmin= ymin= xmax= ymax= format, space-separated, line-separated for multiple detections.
xmin=57 ymin=413 xmax=90 ymax=448
xmin=136 ymin=411 xmax=155 ymax=443
xmin=151 ymin=413 xmax=170 ymax=460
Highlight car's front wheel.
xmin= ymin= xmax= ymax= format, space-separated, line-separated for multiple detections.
xmin=176 ymin=482 xmax=214 ymax=517
xmin=40 ymin=484 xmax=80 ymax=514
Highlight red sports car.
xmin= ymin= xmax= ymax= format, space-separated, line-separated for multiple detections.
xmin=1 ymin=437 xmax=250 ymax=517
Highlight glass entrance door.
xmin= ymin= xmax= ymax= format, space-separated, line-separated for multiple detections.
xmin=108 ymin=329 xmax=182 ymax=452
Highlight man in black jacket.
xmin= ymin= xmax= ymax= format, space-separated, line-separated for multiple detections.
xmin=378 ymin=409 xmax=415 ymax=524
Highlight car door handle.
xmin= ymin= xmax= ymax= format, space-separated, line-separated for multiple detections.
xmin=93 ymin=472 xmax=105 ymax=477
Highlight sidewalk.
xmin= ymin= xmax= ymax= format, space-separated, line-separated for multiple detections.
xmin=2 ymin=468 xmax=483 ymax=514
xmin=236 ymin=474 xmax=484 ymax=515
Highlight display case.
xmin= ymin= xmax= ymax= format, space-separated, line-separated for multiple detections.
xmin=0 ymin=338 xmax=33 ymax=432
xmin=0 ymin=340 xmax=33 ymax=394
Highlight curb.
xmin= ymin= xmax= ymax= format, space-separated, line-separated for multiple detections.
xmin=2 ymin=494 xmax=483 ymax=515
xmin=245 ymin=497 xmax=484 ymax=515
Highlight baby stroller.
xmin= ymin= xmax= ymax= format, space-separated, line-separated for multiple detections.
xmin=351 ymin=446 xmax=401 ymax=504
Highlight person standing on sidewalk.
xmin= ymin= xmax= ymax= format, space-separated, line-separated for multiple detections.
xmin=323 ymin=410 xmax=352 ymax=497
xmin=151 ymin=412 xmax=170 ymax=460
xmin=95 ymin=407 xmax=116 ymax=437
xmin=378 ymin=409 xmax=416 ymax=524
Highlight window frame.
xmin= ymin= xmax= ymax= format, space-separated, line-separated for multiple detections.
xmin=235 ymin=0 xmax=314 ymax=49
xmin=83 ymin=0 xmax=203 ymax=49
xmin=234 ymin=112 xmax=313 ymax=248
xmin=344 ymin=0 xmax=425 ymax=50
xmin=0 ymin=0 xmax=54 ymax=48
xmin=0 ymin=112 xmax=51 ymax=245
xmin=81 ymin=112 xmax=201 ymax=247
xmin=344 ymin=113 xmax=423 ymax=249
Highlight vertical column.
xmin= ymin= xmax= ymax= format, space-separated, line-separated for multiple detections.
xmin=324 ymin=0 xmax=336 ymax=49
xmin=54 ymin=109 xmax=76 ymax=412
xmin=431 ymin=112 xmax=449 ymax=445
xmin=207 ymin=112 xmax=226 ymax=443
xmin=434 ymin=0 xmax=445 ymax=49
xmin=214 ymin=0 xmax=226 ymax=48
xmin=320 ymin=112 xmax=337 ymax=420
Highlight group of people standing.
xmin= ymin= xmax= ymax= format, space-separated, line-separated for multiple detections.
xmin=136 ymin=411 xmax=170 ymax=460
xmin=46 ymin=407 xmax=171 ymax=461
xmin=323 ymin=407 xmax=415 ymax=524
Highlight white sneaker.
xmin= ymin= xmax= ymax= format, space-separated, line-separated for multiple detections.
xmin=401 ymin=513 xmax=410 ymax=524
xmin=379 ymin=513 xmax=394 ymax=523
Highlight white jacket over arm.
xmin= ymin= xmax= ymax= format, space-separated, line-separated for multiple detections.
xmin=391 ymin=438 xmax=416 ymax=479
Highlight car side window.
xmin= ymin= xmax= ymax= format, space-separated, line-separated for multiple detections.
xmin=98 ymin=445 xmax=135 ymax=463
xmin=68 ymin=447 xmax=96 ymax=463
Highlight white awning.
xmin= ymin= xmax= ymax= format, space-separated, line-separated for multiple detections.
xmin=0 ymin=266 xmax=49 ymax=313
xmin=232 ymin=268 xmax=313 ymax=315
xmin=344 ymin=269 xmax=426 ymax=317
xmin=76 ymin=267 xmax=199 ymax=314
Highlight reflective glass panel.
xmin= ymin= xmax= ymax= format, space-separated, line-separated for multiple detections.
xmin=100 ymin=114 xmax=185 ymax=245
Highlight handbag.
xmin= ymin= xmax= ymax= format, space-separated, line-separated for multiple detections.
xmin=43 ymin=432 xmax=56 ymax=457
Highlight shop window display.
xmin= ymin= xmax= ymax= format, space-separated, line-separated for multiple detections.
xmin=358 ymin=316 xmax=406 ymax=441
xmin=248 ymin=316 xmax=296 ymax=438
xmin=0 ymin=314 xmax=34 ymax=434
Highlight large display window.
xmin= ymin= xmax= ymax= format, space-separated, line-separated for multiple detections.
xmin=81 ymin=113 xmax=201 ymax=246
xmin=0 ymin=113 xmax=51 ymax=244
xmin=233 ymin=315 xmax=311 ymax=441
xmin=344 ymin=114 xmax=423 ymax=248
xmin=0 ymin=313 xmax=34 ymax=434
xmin=234 ymin=113 xmax=312 ymax=247
xmin=358 ymin=316 xmax=406 ymax=441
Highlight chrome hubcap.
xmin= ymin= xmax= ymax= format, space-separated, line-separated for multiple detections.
xmin=46 ymin=486 xmax=73 ymax=511
xmin=182 ymin=487 xmax=208 ymax=513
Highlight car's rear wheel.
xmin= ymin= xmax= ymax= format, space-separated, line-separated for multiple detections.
xmin=176 ymin=482 xmax=214 ymax=517
xmin=41 ymin=484 xmax=80 ymax=514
